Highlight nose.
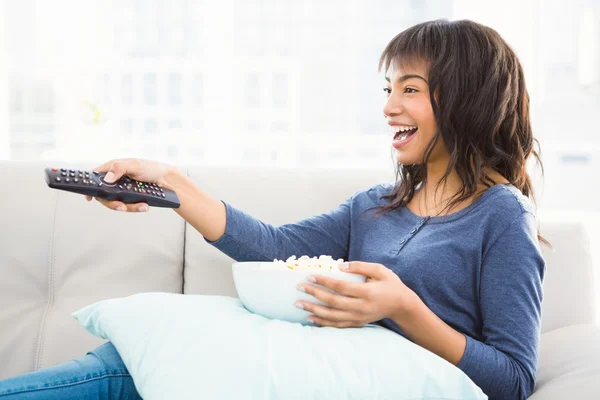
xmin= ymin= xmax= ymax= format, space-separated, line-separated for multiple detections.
xmin=383 ymin=93 xmax=404 ymax=118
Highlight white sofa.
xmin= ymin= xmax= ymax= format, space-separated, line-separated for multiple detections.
xmin=0 ymin=160 xmax=599 ymax=399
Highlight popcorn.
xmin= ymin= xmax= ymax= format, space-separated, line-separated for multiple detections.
xmin=272 ymin=255 xmax=345 ymax=271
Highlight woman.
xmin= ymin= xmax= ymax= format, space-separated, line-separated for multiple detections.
xmin=0 ymin=19 xmax=546 ymax=400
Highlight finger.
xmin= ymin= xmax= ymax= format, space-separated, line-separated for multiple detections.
xmin=307 ymin=315 xmax=362 ymax=328
xmin=85 ymin=195 xmax=92 ymax=201
xmin=102 ymin=163 xmax=127 ymax=183
xmin=92 ymin=159 xmax=134 ymax=183
xmin=339 ymin=261 xmax=389 ymax=280
xmin=296 ymin=300 xmax=358 ymax=323
xmin=95 ymin=197 xmax=126 ymax=211
xmin=91 ymin=159 xmax=116 ymax=173
xmin=95 ymin=197 xmax=149 ymax=212
xmin=307 ymin=275 xmax=367 ymax=298
xmin=298 ymin=282 xmax=363 ymax=310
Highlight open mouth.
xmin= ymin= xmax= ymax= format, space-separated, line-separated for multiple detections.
xmin=393 ymin=126 xmax=418 ymax=141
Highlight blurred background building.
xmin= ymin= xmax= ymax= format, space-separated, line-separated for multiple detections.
xmin=0 ymin=0 xmax=599 ymax=216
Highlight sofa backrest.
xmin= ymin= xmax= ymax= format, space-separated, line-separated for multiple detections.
xmin=0 ymin=161 xmax=186 ymax=379
xmin=0 ymin=161 xmax=596 ymax=380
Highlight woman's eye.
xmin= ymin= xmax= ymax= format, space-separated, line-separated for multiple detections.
xmin=383 ymin=87 xmax=391 ymax=95
xmin=404 ymin=87 xmax=417 ymax=94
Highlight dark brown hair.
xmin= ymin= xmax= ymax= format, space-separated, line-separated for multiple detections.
xmin=370 ymin=19 xmax=549 ymax=247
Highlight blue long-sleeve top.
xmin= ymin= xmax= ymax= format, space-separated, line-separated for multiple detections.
xmin=205 ymin=182 xmax=546 ymax=400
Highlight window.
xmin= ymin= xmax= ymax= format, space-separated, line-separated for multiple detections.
xmin=144 ymin=73 xmax=157 ymax=105
xmin=168 ymin=73 xmax=182 ymax=105
xmin=144 ymin=119 xmax=157 ymax=135
xmin=10 ymin=87 xmax=23 ymax=113
xmin=121 ymin=119 xmax=134 ymax=135
xmin=272 ymin=73 xmax=288 ymax=108
xmin=192 ymin=73 xmax=203 ymax=105
xmin=168 ymin=120 xmax=182 ymax=130
xmin=121 ymin=74 xmax=133 ymax=105
xmin=245 ymin=73 xmax=260 ymax=108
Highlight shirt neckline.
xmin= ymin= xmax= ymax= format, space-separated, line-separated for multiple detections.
xmin=401 ymin=183 xmax=513 ymax=225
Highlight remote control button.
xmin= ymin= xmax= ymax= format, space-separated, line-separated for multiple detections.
xmin=70 ymin=172 xmax=75 ymax=177
xmin=93 ymin=171 xmax=99 ymax=175
xmin=83 ymin=179 xmax=88 ymax=184
xmin=98 ymin=182 xmax=103 ymax=187
xmin=65 ymin=177 xmax=70 ymax=182
xmin=126 ymin=183 xmax=132 ymax=190
xmin=141 ymin=189 xmax=145 ymax=193
xmin=159 ymin=188 xmax=163 ymax=192
xmin=51 ymin=167 xmax=58 ymax=172
xmin=100 ymin=176 xmax=117 ymax=186
xmin=161 ymin=193 xmax=165 ymax=198
xmin=61 ymin=172 xmax=66 ymax=176
xmin=69 ymin=169 xmax=75 ymax=173
xmin=124 ymin=177 xmax=131 ymax=183
xmin=74 ymin=178 xmax=79 ymax=183
xmin=56 ymin=177 xmax=61 ymax=182
xmin=118 ymin=184 xmax=123 ymax=189
xmin=60 ymin=168 xmax=66 ymax=172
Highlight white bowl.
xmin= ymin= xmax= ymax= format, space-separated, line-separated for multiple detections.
xmin=232 ymin=261 xmax=367 ymax=324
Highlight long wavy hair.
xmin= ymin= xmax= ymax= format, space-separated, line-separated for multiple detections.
xmin=368 ymin=19 xmax=549 ymax=247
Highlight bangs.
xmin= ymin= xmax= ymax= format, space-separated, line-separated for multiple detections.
xmin=378 ymin=20 xmax=450 ymax=75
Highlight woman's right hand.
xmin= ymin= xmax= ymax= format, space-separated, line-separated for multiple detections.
xmin=85 ymin=158 xmax=175 ymax=212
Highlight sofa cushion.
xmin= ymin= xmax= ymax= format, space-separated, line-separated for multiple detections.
xmin=530 ymin=324 xmax=600 ymax=399
xmin=73 ymin=292 xmax=487 ymax=400
xmin=537 ymin=218 xmax=596 ymax=333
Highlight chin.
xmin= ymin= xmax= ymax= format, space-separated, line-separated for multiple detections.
xmin=395 ymin=152 xmax=422 ymax=166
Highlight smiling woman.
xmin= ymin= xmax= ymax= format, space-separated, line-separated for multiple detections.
xmin=376 ymin=20 xmax=548 ymax=243
xmin=0 ymin=18 xmax=547 ymax=400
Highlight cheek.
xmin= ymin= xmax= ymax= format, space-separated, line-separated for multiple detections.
xmin=419 ymin=103 xmax=437 ymax=131
xmin=412 ymin=104 xmax=436 ymax=140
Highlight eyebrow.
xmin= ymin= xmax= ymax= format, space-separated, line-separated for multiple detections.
xmin=385 ymin=74 xmax=428 ymax=84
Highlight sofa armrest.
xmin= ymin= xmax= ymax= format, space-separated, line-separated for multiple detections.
xmin=529 ymin=324 xmax=600 ymax=399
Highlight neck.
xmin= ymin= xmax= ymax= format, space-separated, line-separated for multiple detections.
xmin=421 ymin=158 xmax=462 ymax=205
xmin=414 ymin=158 xmax=508 ymax=216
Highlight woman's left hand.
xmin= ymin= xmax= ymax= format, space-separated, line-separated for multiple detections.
xmin=296 ymin=261 xmax=420 ymax=328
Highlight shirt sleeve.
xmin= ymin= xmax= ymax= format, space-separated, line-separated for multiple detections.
xmin=203 ymin=194 xmax=355 ymax=262
xmin=457 ymin=211 xmax=546 ymax=400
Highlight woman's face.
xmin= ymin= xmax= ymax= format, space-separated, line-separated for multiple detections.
xmin=383 ymin=63 xmax=448 ymax=166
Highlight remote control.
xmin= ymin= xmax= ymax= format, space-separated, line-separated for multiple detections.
xmin=44 ymin=167 xmax=180 ymax=208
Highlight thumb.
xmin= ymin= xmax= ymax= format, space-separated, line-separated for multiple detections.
xmin=339 ymin=261 xmax=388 ymax=280
xmin=103 ymin=165 xmax=124 ymax=183
xmin=93 ymin=160 xmax=125 ymax=183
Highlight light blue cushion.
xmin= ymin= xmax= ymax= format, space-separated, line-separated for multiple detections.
xmin=72 ymin=292 xmax=487 ymax=400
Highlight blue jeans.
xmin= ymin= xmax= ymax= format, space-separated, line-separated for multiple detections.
xmin=0 ymin=342 xmax=141 ymax=399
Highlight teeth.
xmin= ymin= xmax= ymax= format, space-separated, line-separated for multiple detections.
xmin=396 ymin=125 xmax=417 ymax=133
xmin=390 ymin=125 xmax=418 ymax=142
